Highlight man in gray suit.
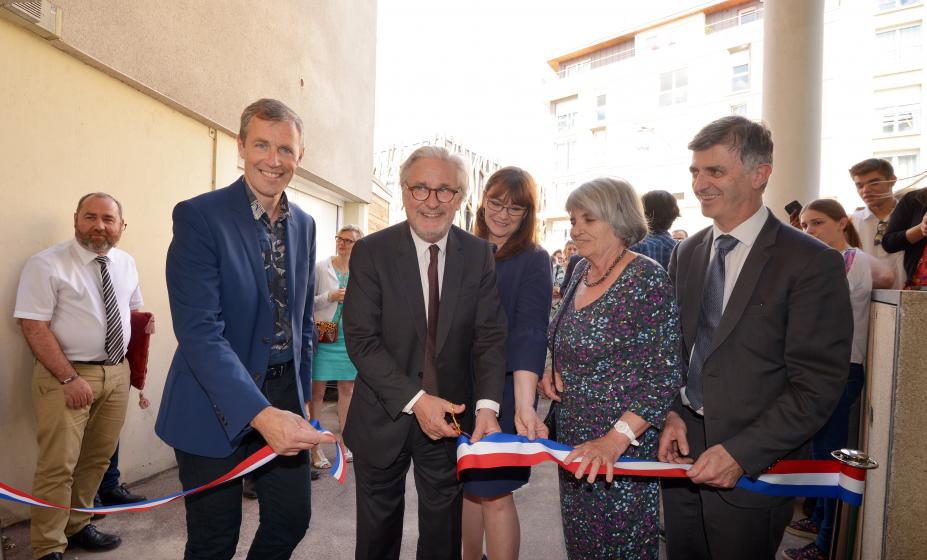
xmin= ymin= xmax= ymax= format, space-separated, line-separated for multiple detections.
xmin=658 ymin=116 xmax=852 ymax=559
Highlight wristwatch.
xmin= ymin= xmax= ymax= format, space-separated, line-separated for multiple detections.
xmin=614 ymin=420 xmax=640 ymax=447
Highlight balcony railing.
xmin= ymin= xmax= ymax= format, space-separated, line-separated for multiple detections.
xmin=705 ymin=8 xmax=764 ymax=34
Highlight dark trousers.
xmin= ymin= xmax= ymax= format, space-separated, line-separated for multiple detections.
xmin=354 ymin=423 xmax=462 ymax=560
xmin=99 ymin=444 xmax=120 ymax=493
xmin=661 ymin=407 xmax=792 ymax=560
xmin=175 ymin=363 xmax=311 ymax=560
xmin=811 ymin=363 xmax=865 ymax=551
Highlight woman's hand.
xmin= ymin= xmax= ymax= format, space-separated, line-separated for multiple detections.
xmin=328 ymin=288 xmax=346 ymax=303
xmin=514 ymin=405 xmax=548 ymax=440
xmin=538 ymin=369 xmax=563 ymax=401
xmin=564 ymin=430 xmax=629 ymax=483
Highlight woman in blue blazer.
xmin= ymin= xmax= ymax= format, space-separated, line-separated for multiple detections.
xmin=462 ymin=167 xmax=553 ymax=560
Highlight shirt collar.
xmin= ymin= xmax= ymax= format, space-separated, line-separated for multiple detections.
xmin=244 ymin=180 xmax=290 ymax=222
xmin=70 ymin=238 xmax=109 ymax=265
xmin=408 ymin=224 xmax=449 ymax=257
xmin=712 ymin=206 xmax=768 ymax=249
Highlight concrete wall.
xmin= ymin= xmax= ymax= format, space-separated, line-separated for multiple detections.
xmin=0 ymin=0 xmax=376 ymax=525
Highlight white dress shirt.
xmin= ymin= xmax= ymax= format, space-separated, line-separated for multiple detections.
xmin=403 ymin=228 xmax=499 ymax=416
xmin=14 ymin=239 xmax=143 ymax=361
xmin=850 ymin=207 xmax=905 ymax=289
xmin=681 ymin=206 xmax=768 ymax=411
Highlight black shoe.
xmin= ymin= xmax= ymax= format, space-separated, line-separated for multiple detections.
xmin=99 ymin=483 xmax=146 ymax=505
xmin=91 ymin=493 xmax=106 ymax=520
xmin=67 ymin=523 xmax=122 ymax=551
xmin=37 ymin=553 xmax=63 ymax=560
xmin=310 ymin=469 xmax=321 ymax=481
xmin=242 ymin=477 xmax=258 ymax=500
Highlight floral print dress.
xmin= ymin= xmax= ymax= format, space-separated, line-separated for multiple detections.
xmin=548 ymin=256 xmax=683 ymax=560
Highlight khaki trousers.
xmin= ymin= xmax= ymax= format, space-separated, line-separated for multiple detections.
xmin=30 ymin=360 xmax=129 ymax=559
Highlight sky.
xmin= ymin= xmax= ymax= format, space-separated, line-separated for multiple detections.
xmin=373 ymin=0 xmax=703 ymax=170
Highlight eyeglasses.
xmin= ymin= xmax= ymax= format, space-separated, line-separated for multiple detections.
xmin=484 ymin=198 xmax=527 ymax=217
xmin=874 ymin=220 xmax=888 ymax=246
xmin=334 ymin=236 xmax=356 ymax=245
xmin=404 ymin=183 xmax=460 ymax=203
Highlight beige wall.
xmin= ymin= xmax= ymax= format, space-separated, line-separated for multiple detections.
xmin=0 ymin=0 xmax=376 ymax=524
xmin=48 ymin=0 xmax=377 ymax=202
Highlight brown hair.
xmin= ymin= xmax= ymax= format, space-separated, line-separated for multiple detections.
xmin=848 ymin=158 xmax=894 ymax=180
xmin=474 ymin=166 xmax=538 ymax=261
xmin=239 ymin=98 xmax=304 ymax=148
xmin=803 ymin=198 xmax=861 ymax=248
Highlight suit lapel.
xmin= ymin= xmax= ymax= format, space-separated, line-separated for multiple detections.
xmin=283 ymin=206 xmax=298 ymax=318
xmin=708 ymin=213 xmax=779 ymax=355
xmin=230 ymin=180 xmax=271 ymax=308
xmin=395 ymin=223 xmax=427 ymax=346
xmin=436 ymin=227 xmax=463 ymax=355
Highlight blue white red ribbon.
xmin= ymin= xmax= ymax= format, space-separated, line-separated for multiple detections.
xmin=0 ymin=420 xmax=346 ymax=514
xmin=456 ymin=433 xmax=866 ymax=506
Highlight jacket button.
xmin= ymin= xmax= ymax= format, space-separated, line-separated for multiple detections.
xmin=417 ymin=371 xmax=423 ymax=378
xmin=261 ymin=337 xmax=270 ymax=344
xmin=253 ymin=372 xmax=261 ymax=380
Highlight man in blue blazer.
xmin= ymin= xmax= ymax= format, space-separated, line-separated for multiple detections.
xmin=156 ymin=99 xmax=324 ymax=559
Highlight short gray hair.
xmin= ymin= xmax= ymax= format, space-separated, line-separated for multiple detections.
xmin=76 ymin=192 xmax=123 ymax=219
xmin=239 ymin=98 xmax=304 ymax=148
xmin=338 ymin=224 xmax=364 ymax=239
xmin=565 ymin=178 xmax=647 ymax=247
xmin=399 ymin=146 xmax=470 ymax=200
xmin=688 ymin=115 xmax=773 ymax=170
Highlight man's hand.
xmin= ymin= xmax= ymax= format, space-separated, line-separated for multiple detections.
xmin=564 ymin=430 xmax=628 ymax=484
xmin=250 ymin=406 xmax=324 ymax=455
xmin=514 ymin=405 xmax=548 ymax=440
xmin=62 ymin=377 xmax=94 ymax=409
xmin=686 ymin=444 xmax=744 ymax=488
xmin=470 ymin=408 xmax=501 ymax=443
xmin=657 ymin=410 xmax=693 ymax=464
xmin=412 ymin=395 xmax=463 ymax=440
xmin=538 ymin=369 xmax=563 ymax=402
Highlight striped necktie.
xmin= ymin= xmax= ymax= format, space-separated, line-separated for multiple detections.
xmin=95 ymin=256 xmax=124 ymax=365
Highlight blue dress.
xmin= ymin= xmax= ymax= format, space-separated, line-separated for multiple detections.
xmin=463 ymin=245 xmax=553 ymax=497
xmin=313 ymin=271 xmax=358 ymax=381
xmin=548 ymin=257 xmax=683 ymax=560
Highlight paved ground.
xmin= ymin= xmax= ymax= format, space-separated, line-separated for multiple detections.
xmin=2 ymin=398 xmax=809 ymax=559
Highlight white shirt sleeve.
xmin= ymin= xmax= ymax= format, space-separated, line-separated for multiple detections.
xmin=14 ymin=256 xmax=56 ymax=321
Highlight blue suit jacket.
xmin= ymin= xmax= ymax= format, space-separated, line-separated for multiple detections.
xmin=156 ymin=178 xmax=316 ymax=458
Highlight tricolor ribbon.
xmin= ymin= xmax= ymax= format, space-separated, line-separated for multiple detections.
xmin=0 ymin=420 xmax=346 ymax=514
xmin=457 ymin=433 xmax=865 ymax=506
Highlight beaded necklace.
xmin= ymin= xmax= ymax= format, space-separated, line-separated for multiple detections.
xmin=582 ymin=247 xmax=628 ymax=288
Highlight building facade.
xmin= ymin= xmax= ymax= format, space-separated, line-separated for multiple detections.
xmin=540 ymin=0 xmax=925 ymax=246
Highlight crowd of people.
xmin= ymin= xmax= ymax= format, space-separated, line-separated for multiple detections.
xmin=13 ymin=98 xmax=927 ymax=560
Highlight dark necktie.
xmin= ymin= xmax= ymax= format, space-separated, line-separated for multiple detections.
xmin=685 ymin=234 xmax=738 ymax=411
xmin=95 ymin=256 xmax=125 ymax=365
xmin=422 ymin=244 xmax=440 ymax=394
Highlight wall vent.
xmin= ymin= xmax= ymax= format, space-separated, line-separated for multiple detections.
xmin=0 ymin=0 xmax=61 ymax=39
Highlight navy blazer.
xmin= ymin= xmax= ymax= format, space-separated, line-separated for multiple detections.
xmin=495 ymin=246 xmax=552 ymax=375
xmin=156 ymin=178 xmax=316 ymax=458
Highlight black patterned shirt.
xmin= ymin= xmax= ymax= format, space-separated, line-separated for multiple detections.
xmin=246 ymin=186 xmax=293 ymax=365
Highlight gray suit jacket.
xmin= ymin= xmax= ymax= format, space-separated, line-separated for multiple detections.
xmin=342 ymin=222 xmax=507 ymax=468
xmin=668 ymin=210 xmax=852 ymax=506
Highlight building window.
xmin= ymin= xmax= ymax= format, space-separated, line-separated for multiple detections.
xmin=731 ymin=103 xmax=747 ymax=116
xmin=878 ymin=0 xmax=920 ymax=11
xmin=732 ymin=63 xmax=750 ymax=91
xmin=596 ymin=94 xmax=607 ymax=122
xmin=554 ymin=140 xmax=576 ymax=173
xmin=739 ymin=7 xmax=761 ymax=24
xmin=876 ymin=24 xmax=922 ymax=70
xmin=554 ymin=98 xmax=579 ymax=133
xmin=878 ymin=104 xmax=920 ymax=134
xmin=659 ymin=68 xmax=688 ymax=107
xmin=878 ymin=152 xmax=920 ymax=178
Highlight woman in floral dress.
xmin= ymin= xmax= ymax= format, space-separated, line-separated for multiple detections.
xmin=541 ymin=177 xmax=683 ymax=560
